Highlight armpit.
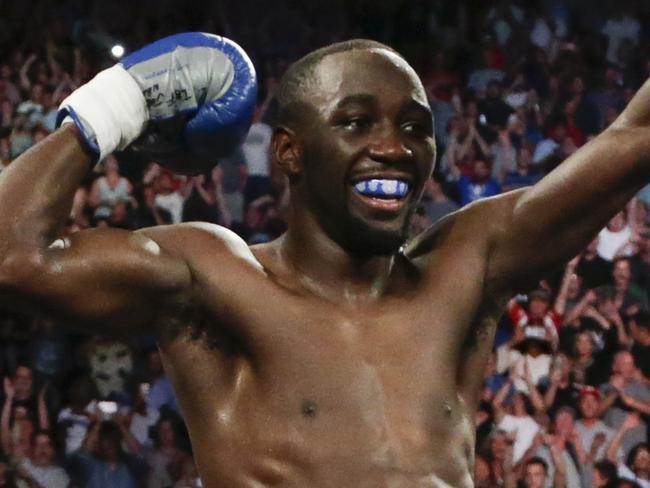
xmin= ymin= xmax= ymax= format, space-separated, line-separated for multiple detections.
xmin=156 ymin=291 xmax=241 ymax=356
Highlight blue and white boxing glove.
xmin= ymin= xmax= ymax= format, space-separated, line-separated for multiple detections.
xmin=57 ymin=32 xmax=257 ymax=174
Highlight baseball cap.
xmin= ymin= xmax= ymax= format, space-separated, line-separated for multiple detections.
xmin=579 ymin=386 xmax=601 ymax=400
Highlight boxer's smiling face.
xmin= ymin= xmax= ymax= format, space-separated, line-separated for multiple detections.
xmin=282 ymin=48 xmax=436 ymax=255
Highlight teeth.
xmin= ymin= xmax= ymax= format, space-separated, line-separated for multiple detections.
xmin=354 ymin=182 xmax=367 ymax=192
xmin=353 ymin=178 xmax=410 ymax=198
xmin=383 ymin=180 xmax=399 ymax=195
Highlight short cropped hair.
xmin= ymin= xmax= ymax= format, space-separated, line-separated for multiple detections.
xmin=626 ymin=442 xmax=650 ymax=468
xmin=594 ymin=460 xmax=618 ymax=483
xmin=276 ymin=39 xmax=402 ymax=128
xmin=525 ymin=456 xmax=548 ymax=473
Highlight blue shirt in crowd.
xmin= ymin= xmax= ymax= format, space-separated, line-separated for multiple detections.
xmin=458 ymin=176 xmax=502 ymax=206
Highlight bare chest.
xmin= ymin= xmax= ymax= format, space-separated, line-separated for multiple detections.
xmin=161 ymin=286 xmax=487 ymax=479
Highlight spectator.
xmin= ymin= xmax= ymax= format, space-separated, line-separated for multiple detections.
xmin=145 ymin=349 xmax=178 ymax=414
xmin=606 ymin=415 xmax=648 ymax=486
xmin=599 ymin=351 xmax=650 ymax=456
xmin=1 ymin=365 xmax=48 ymax=447
xmin=72 ymin=420 xmax=139 ymax=488
xmin=152 ymin=171 xmax=187 ymax=225
xmin=478 ymin=80 xmax=514 ymax=130
xmin=420 ymin=174 xmax=458 ymax=224
xmin=490 ymin=129 xmax=517 ymax=183
xmin=493 ymin=381 xmax=542 ymax=463
xmin=533 ymin=407 xmax=582 ymax=487
xmin=16 ymin=430 xmax=69 ymax=488
xmin=630 ymin=233 xmax=650 ymax=290
xmin=482 ymin=430 xmax=511 ymax=487
xmin=57 ymin=376 xmax=98 ymax=455
xmin=502 ymin=146 xmax=542 ymax=192
xmin=441 ymin=115 xmax=490 ymax=178
xmin=518 ymin=455 xmax=566 ymax=488
xmin=598 ymin=212 xmax=633 ymax=262
xmin=507 ymin=325 xmax=554 ymax=394
xmin=568 ymin=329 xmax=598 ymax=384
xmin=575 ymin=387 xmax=613 ymax=468
xmin=146 ymin=414 xmax=191 ymax=488
xmin=593 ymin=459 xmax=620 ymax=488
xmin=545 ymin=353 xmax=577 ymax=415
xmin=452 ymin=158 xmax=502 ymax=206
xmin=133 ymin=184 xmax=173 ymax=229
xmin=629 ymin=312 xmax=650 ymax=380
xmin=592 ymin=67 xmax=626 ymax=129
xmin=241 ymin=106 xmax=273 ymax=205
xmin=124 ymin=381 xmax=159 ymax=449
xmin=532 ymin=124 xmax=564 ymax=165
xmin=599 ymin=257 xmax=648 ymax=317
xmin=577 ymin=237 xmax=613 ymax=290
xmin=216 ymin=148 xmax=247 ymax=224
xmin=181 ymin=171 xmax=231 ymax=227
xmin=601 ymin=6 xmax=641 ymax=67
xmin=88 ymin=155 xmax=133 ymax=221
xmin=467 ymin=46 xmax=506 ymax=96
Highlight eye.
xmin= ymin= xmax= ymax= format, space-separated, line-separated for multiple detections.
xmin=342 ymin=117 xmax=371 ymax=131
xmin=402 ymin=121 xmax=429 ymax=135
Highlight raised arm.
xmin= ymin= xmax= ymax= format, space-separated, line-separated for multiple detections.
xmin=0 ymin=127 xmax=192 ymax=332
xmin=1 ymin=379 xmax=14 ymax=455
xmin=484 ymin=78 xmax=650 ymax=295
xmin=0 ymin=33 xmax=256 ymax=334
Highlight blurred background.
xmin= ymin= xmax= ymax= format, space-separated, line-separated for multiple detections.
xmin=1 ymin=1 xmax=650 ymax=487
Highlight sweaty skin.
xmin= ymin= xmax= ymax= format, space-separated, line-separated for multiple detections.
xmin=2 ymin=47 xmax=650 ymax=487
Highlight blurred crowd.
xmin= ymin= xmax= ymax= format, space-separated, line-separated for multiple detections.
xmin=2 ymin=0 xmax=650 ymax=487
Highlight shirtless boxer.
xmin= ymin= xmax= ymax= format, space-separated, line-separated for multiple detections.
xmin=1 ymin=33 xmax=649 ymax=487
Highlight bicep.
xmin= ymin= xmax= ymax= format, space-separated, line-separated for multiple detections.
xmin=2 ymin=227 xmax=192 ymax=333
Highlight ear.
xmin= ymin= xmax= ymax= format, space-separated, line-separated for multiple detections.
xmin=272 ymin=126 xmax=302 ymax=180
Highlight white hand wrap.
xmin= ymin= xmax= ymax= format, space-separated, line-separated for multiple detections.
xmin=58 ymin=65 xmax=148 ymax=161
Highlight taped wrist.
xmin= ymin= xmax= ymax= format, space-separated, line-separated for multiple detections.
xmin=57 ymin=65 xmax=148 ymax=161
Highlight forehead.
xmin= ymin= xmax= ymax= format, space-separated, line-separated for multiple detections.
xmin=580 ymin=394 xmax=597 ymax=404
xmin=15 ymin=367 xmax=31 ymax=377
xmin=616 ymin=352 xmax=632 ymax=362
xmin=310 ymin=49 xmax=428 ymax=110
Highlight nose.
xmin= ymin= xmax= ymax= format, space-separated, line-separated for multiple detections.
xmin=367 ymin=125 xmax=413 ymax=163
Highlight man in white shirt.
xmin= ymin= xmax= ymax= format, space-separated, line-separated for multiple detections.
xmin=601 ymin=10 xmax=640 ymax=67
xmin=241 ymin=108 xmax=273 ymax=205
xmin=18 ymin=430 xmax=70 ymax=488
xmin=575 ymin=387 xmax=616 ymax=487
xmin=598 ymin=211 xmax=633 ymax=261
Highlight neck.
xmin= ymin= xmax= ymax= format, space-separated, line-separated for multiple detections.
xmin=280 ymin=208 xmax=399 ymax=305
xmin=615 ymin=281 xmax=628 ymax=292
xmin=580 ymin=417 xmax=598 ymax=427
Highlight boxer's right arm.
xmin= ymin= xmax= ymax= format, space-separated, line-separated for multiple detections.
xmin=0 ymin=124 xmax=192 ymax=332
xmin=0 ymin=33 xmax=256 ymax=333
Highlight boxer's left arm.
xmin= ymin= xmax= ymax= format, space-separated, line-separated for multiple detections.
xmin=483 ymin=78 xmax=650 ymax=296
